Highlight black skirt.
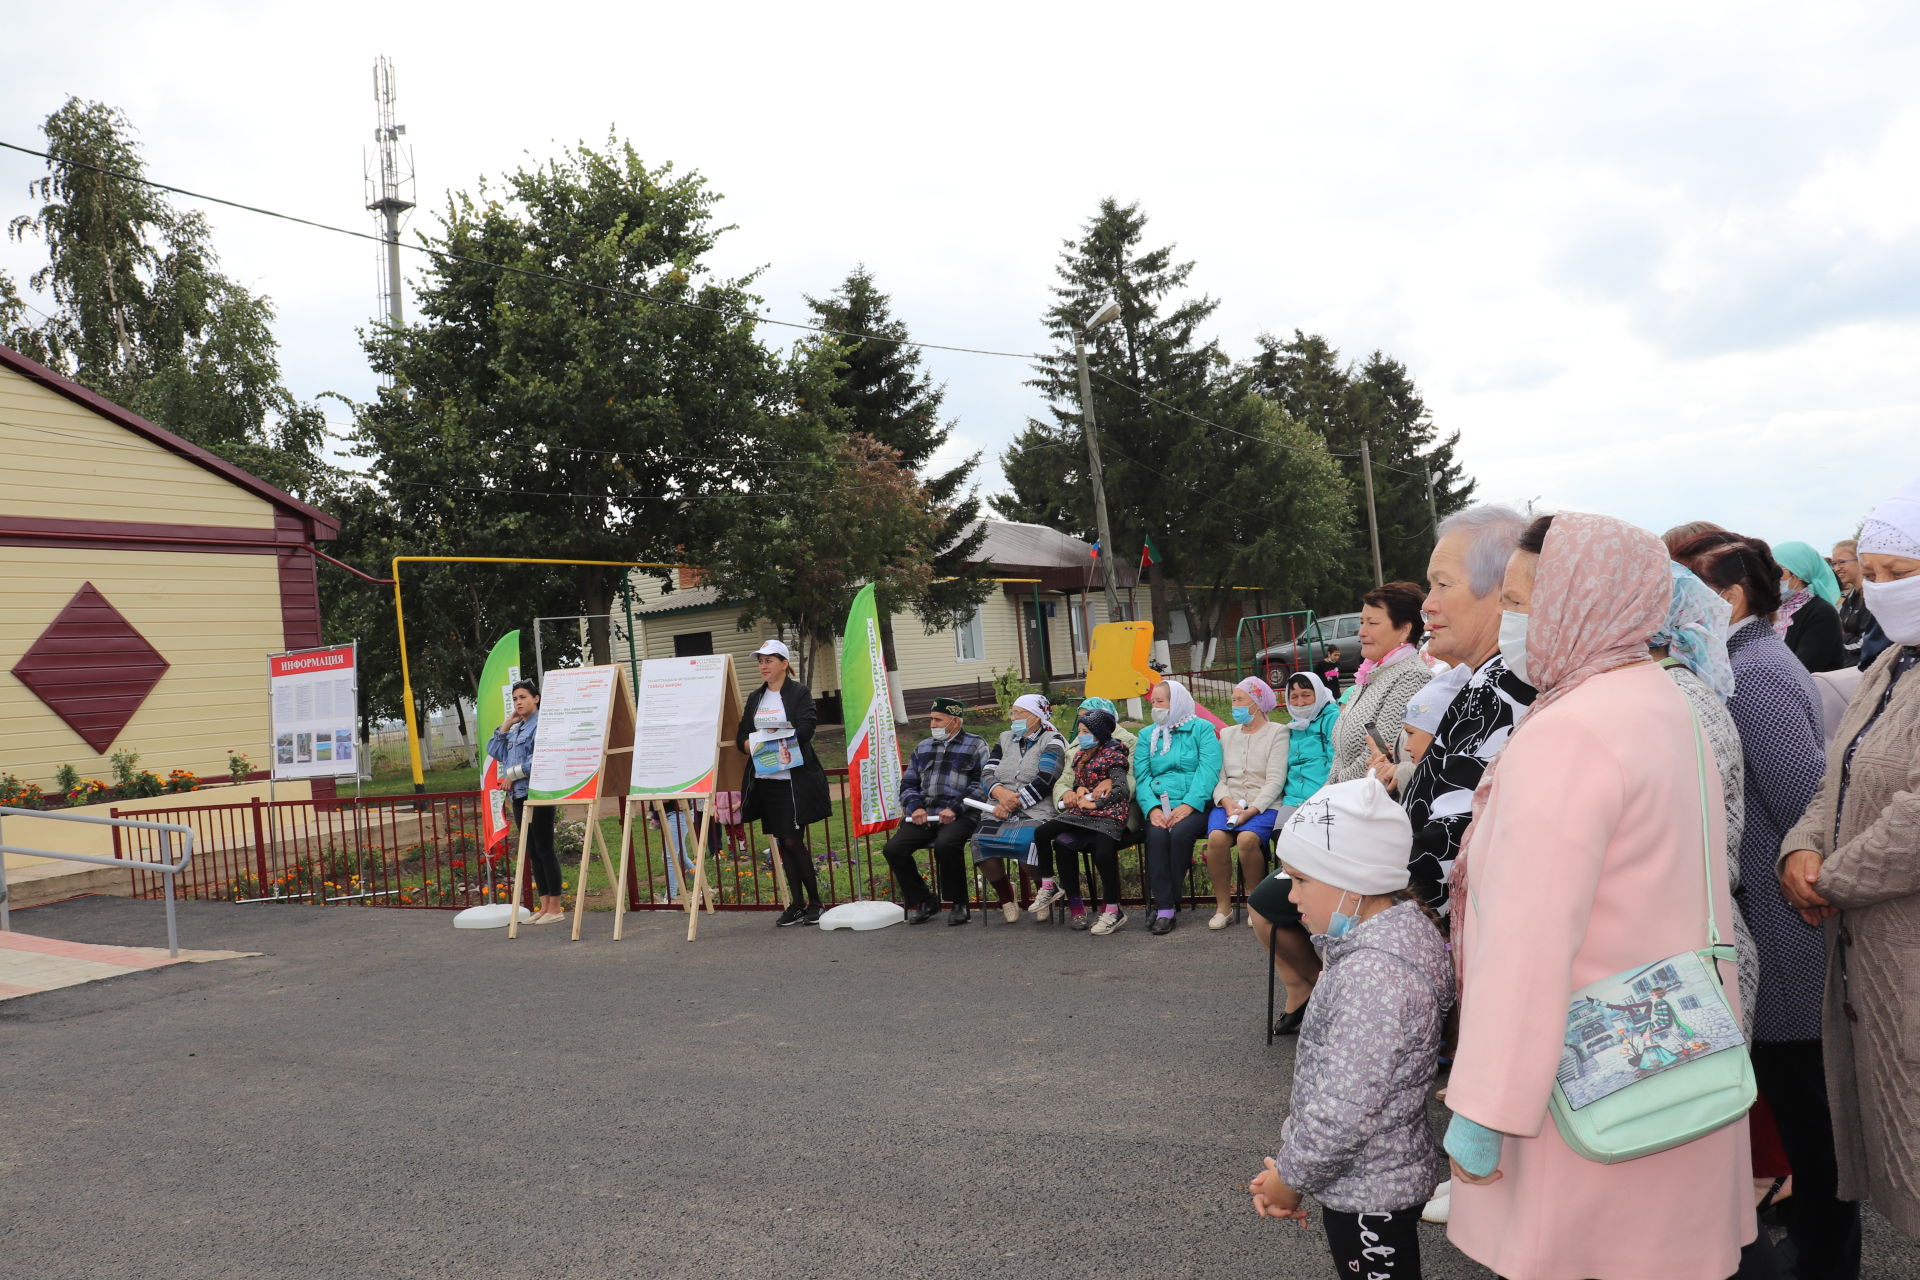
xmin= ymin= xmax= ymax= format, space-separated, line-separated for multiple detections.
xmin=750 ymin=779 xmax=809 ymax=841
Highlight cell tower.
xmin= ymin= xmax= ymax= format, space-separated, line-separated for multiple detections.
xmin=364 ymin=56 xmax=415 ymax=328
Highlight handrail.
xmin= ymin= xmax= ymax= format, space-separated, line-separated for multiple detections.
xmin=0 ymin=806 xmax=197 ymax=956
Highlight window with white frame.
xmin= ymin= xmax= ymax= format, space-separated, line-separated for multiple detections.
xmin=955 ymin=606 xmax=986 ymax=662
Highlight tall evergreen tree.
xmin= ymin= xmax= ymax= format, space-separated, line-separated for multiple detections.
xmin=803 ymin=267 xmax=991 ymax=639
xmin=3 ymin=98 xmax=330 ymax=500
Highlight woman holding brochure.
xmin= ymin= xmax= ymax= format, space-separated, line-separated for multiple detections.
xmin=736 ymin=639 xmax=831 ymax=926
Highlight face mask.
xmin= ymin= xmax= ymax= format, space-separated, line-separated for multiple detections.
xmin=930 ymin=726 xmax=949 ymax=742
xmin=1499 ymin=609 xmax=1531 ymax=686
xmin=1151 ymin=707 xmax=1168 ymax=724
xmin=1326 ymin=890 xmax=1361 ymax=939
xmin=1231 ymin=706 xmax=1253 ymax=724
xmin=1077 ymin=732 xmax=1096 ymax=749
xmin=1289 ymin=701 xmax=1314 ymax=721
xmin=1864 ymin=575 xmax=1920 ymax=646
xmin=1011 ymin=718 xmax=1033 ymax=738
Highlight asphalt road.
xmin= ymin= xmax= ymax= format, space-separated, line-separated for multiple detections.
xmin=3 ymin=898 xmax=1914 ymax=1279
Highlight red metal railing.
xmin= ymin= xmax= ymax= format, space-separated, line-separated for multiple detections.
xmin=121 ymin=769 xmax=1255 ymax=914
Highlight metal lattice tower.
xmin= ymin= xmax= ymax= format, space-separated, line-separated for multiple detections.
xmin=364 ymin=56 xmax=415 ymax=328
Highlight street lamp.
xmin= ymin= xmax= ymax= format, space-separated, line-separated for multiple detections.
xmin=1075 ymin=298 xmax=1125 ymax=621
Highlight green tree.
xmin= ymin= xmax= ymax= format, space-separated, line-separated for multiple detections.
xmin=699 ymin=337 xmax=950 ymax=688
xmin=3 ymin=98 xmax=329 ymax=499
xmin=999 ymin=198 xmax=1227 ymax=640
xmin=803 ymin=266 xmax=992 ymax=678
xmin=351 ymin=137 xmax=785 ymax=682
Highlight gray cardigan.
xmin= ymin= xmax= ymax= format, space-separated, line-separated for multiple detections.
xmin=1276 ymin=900 xmax=1454 ymax=1214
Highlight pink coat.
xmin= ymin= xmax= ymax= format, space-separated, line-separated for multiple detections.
xmin=1446 ymin=663 xmax=1753 ymax=1279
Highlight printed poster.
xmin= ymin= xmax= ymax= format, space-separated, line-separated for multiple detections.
xmin=525 ymin=665 xmax=618 ymax=803
xmin=269 ymin=644 xmax=358 ymax=781
xmin=630 ymin=655 xmax=729 ymax=798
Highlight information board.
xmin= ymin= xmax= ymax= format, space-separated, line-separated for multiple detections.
xmin=630 ymin=655 xmax=736 ymax=798
xmin=269 ymin=643 xmax=359 ymax=781
xmin=526 ymin=665 xmax=621 ymax=803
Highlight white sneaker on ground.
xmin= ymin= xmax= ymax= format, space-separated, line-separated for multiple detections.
xmin=1090 ymin=909 xmax=1127 ymax=936
xmin=1001 ymin=900 xmax=1021 ymax=924
xmin=1421 ymin=1179 xmax=1452 ymax=1224
xmin=1030 ymin=884 xmax=1067 ymax=921
xmin=1208 ymin=910 xmax=1232 ymax=930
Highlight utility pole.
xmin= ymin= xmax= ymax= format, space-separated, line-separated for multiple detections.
xmin=366 ymin=56 xmax=414 ymax=328
xmin=1360 ymin=438 xmax=1384 ymax=588
xmin=1075 ymin=299 xmax=1126 ymax=622
xmin=1423 ymin=460 xmax=1440 ymax=533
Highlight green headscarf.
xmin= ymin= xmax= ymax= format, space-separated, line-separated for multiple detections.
xmin=1774 ymin=541 xmax=1840 ymax=606
xmin=1077 ymin=696 xmax=1118 ymax=718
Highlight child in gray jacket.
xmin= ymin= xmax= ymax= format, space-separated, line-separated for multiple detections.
xmin=1249 ymin=777 xmax=1455 ymax=1278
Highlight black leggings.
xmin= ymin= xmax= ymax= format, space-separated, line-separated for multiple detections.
xmin=1322 ymin=1206 xmax=1422 ymax=1278
xmin=512 ymin=797 xmax=561 ymax=897
xmin=1031 ymin=819 xmax=1123 ymax=904
xmin=776 ymin=837 xmax=821 ymax=906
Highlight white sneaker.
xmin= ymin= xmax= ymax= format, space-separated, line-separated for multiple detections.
xmin=1421 ymin=1179 xmax=1452 ymax=1224
xmin=1208 ymin=910 xmax=1233 ymax=930
xmin=1090 ymin=909 xmax=1127 ymax=936
xmin=1030 ymin=884 xmax=1068 ymax=921
xmin=1001 ymin=900 xmax=1021 ymax=924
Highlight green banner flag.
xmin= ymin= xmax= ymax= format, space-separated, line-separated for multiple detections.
xmin=839 ymin=584 xmax=903 ymax=836
xmin=476 ymin=631 xmax=522 ymax=858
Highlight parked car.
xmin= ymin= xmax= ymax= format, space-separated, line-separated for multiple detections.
xmin=1254 ymin=612 xmax=1363 ymax=685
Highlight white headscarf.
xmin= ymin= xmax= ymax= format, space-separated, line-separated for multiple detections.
xmin=1011 ymin=693 xmax=1052 ymax=722
xmin=1859 ymin=475 xmax=1920 ymax=559
xmin=1283 ymin=671 xmax=1332 ymax=730
xmin=1148 ymin=679 xmax=1196 ymax=754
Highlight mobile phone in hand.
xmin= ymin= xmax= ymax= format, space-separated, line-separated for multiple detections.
xmin=1364 ymin=721 xmax=1395 ymax=757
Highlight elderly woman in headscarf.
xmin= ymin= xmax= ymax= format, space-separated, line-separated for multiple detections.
xmin=1441 ymin=513 xmax=1754 ymax=1280
xmin=1775 ymin=540 xmax=1848 ymax=673
xmin=967 ymin=693 xmax=1069 ymax=924
xmin=1030 ymin=702 xmax=1134 ymax=934
xmin=1132 ymin=679 xmax=1223 ymax=935
xmin=1781 ymin=475 xmax=1920 ymax=1243
xmin=1201 ymin=676 xmax=1289 ymax=930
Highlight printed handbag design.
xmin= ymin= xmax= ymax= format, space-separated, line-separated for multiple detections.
xmin=1546 ymin=706 xmax=1755 ymax=1164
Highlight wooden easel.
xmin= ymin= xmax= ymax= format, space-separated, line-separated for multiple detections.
xmin=505 ymin=665 xmax=636 ymax=940
xmin=615 ymin=654 xmax=745 ymax=942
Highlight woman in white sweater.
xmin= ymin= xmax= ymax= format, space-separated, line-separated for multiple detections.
xmin=1202 ymin=677 xmax=1290 ymax=929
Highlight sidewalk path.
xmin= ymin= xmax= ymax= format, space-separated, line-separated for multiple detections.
xmin=0 ymin=928 xmax=253 ymax=1000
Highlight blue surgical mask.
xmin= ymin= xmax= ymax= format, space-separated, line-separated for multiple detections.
xmin=1012 ymin=717 xmax=1034 ymax=738
xmin=1231 ymin=706 xmax=1253 ymax=724
xmin=1326 ymin=890 xmax=1361 ymax=939
xmin=1077 ymin=732 xmax=1096 ymax=749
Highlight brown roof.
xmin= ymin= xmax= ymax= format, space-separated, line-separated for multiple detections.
xmin=0 ymin=343 xmax=340 ymax=539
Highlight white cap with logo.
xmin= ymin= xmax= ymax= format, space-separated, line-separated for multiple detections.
xmin=1275 ymin=777 xmax=1413 ymax=896
xmin=753 ymin=639 xmax=793 ymax=661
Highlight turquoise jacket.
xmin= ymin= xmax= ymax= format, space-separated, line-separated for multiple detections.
xmin=1281 ymin=703 xmax=1336 ymax=807
xmin=1132 ymin=718 xmax=1223 ymax=815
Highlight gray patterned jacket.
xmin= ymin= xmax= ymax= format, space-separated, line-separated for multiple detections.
xmin=1276 ymin=900 xmax=1454 ymax=1214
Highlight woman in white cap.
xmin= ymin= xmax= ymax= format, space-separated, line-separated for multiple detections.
xmin=1780 ymin=474 xmax=1920 ymax=1243
xmin=1248 ymin=776 xmax=1453 ymax=1278
xmin=735 ymin=639 xmax=832 ymax=926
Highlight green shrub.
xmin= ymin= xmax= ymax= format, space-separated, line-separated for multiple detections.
xmin=54 ymin=763 xmax=81 ymax=793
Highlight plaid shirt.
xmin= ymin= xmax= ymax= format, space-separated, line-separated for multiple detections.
xmin=898 ymin=730 xmax=990 ymax=814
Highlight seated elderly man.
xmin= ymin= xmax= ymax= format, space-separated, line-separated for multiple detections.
xmin=881 ymin=696 xmax=991 ymax=926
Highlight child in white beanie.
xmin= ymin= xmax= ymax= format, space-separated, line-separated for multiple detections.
xmin=1248 ymin=776 xmax=1454 ymax=1278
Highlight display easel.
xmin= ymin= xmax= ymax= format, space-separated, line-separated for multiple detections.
xmin=616 ymin=653 xmax=745 ymax=942
xmin=506 ymin=665 xmax=636 ymax=940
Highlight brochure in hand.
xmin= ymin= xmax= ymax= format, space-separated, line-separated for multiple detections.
xmin=747 ymin=728 xmax=798 ymax=779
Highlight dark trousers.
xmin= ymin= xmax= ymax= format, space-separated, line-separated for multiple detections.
xmin=1322 ymin=1206 xmax=1422 ymax=1278
xmin=880 ymin=812 xmax=977 ymax=906
xmin=511 ymin=797 xmax=561 ymax=896
xmin=1031 ymin=819 xmax=1123 ymax=904
xmin=1751 ymin=1039 xmax=1861 ymax=1280
xmin=1142 ymin=809 xmax=1208 ymax=911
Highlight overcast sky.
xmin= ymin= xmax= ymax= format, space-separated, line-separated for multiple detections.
xmin=5 ymin=1 xmax=1917 ymax=559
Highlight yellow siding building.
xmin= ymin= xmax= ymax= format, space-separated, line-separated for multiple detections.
xmin=1 ymin=344 xmax=340 ymax=793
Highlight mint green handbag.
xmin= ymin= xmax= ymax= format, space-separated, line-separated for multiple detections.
xmin=1545 ymin=705 xmax=1756 ymax=1164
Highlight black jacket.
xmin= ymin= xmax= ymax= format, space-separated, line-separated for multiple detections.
xmin=1784 ymin=595 xmax=1848 ymax=673
xmin=736 ymin=679 xmax=833 ymax=826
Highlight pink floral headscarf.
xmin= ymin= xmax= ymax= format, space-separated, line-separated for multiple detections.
xmin=1448 ymin=513 xmax=1670 ymax=947
xmin=1233 ymin=676 xmax=1277 ymax=712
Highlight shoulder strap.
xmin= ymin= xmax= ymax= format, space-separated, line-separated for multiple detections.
xmin=1683 ymin=703 xmax=1732 ymax=959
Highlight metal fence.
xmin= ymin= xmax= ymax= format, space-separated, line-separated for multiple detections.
xmin=121 ymin=770 xmax=1260 ymax=916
